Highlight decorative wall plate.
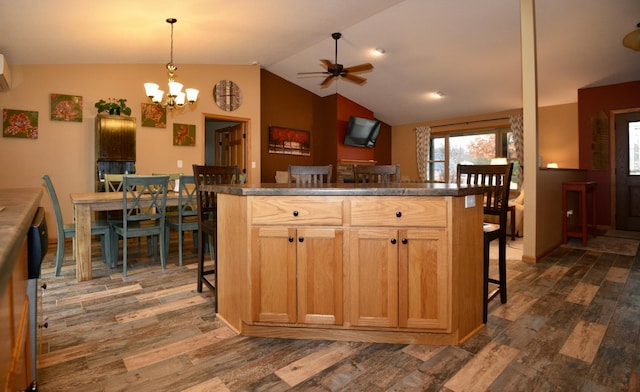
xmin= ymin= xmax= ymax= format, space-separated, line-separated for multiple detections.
xmin=213 ymin=80 xmax=242 ymax=111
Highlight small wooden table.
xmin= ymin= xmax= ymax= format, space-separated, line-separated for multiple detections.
xmin=70 ymin=191 xmax=179 ymax=282
xmin=562 ymin=181 xmax=597 ymax=246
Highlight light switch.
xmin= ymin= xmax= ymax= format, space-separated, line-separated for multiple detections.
xmin=251 ymin=161 xmax=256 ymax=169
xmin=177 ymin=160 xmax=183 ymax=168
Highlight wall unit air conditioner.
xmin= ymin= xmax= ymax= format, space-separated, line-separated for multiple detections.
xmin=0 ymin=54 xmax=12 ymax=91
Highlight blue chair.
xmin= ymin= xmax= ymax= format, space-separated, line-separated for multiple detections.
xmin=110 ymin=175 xmax=169 ymax=278
xmin=42 ymin=174 xmax=112 ymax=276
xmin=165 ymin=174 xmax=198 ymax=266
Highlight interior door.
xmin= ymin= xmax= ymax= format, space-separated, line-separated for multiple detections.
xmin=615 ymin=110 xmax=640 ymax=231
xmin=214 ymin=124 xmax=245 ymax=169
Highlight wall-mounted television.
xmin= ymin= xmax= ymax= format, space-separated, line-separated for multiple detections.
xmin=343 ymin=116 xmax=381 ymax=148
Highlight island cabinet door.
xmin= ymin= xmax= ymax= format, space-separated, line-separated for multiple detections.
xmin=397 ymin=228 xmax=451 ymax=331
xmin=296 ymin=228 xmax=343 ymax=325
xmin=349 ymin=228 xmax=399 ymax=328
xmin=251 ymin=227 xmax=297 ymax=323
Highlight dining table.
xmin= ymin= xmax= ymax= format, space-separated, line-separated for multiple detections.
xmin=69 ymin=190 xmax=180 ymax=281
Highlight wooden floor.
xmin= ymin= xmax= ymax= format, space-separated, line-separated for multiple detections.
xmin=34 ymin=233 xmax=640 ymax=391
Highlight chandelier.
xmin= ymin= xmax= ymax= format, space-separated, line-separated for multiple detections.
xmin=144 ymin=18 xmax=199 ymax=110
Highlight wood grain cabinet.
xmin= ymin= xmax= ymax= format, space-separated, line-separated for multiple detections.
xmin=250 ymin=197 xmax=343 ymax=325
xmin=95 ymin=114 xmax=136 ymax=162
xmin=349 ymin=197 xmax=450 ymax=331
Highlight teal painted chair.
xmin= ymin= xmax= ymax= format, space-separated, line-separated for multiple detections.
xmin=110 ymin=175 xmax=169 ymax=278
xmin=165 ymin=174 xmax=198 ymax=266
xmin=42 ymin=174 xmax=112 ymax=276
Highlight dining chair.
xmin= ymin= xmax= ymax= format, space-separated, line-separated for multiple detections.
xmin=110 ymin=175 xmax=170 ymax=279
xmin=42 ymin=174 xmax=112 ymax=276
xmin=353 ymin=164 xmax=400 ymax=184
xmin=288 ymin=164 xmax=332 ymax=184
xmin=165 ymin=174 xmax=198 ymax=266
xmin=456 ymin=163 xmax=513 ymax=323
xmin=104 ymin=173 xmax=125 ymax=192
xmin=192 ymin=164 xmax=239 ymax=311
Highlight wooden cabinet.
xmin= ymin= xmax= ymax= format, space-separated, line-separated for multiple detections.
xmin=349 ymin=197 xmax=450 ymax=331
xmin=250 ymin=196 xmax=343 ymax=325
xmin=1 ymin=239 xmax=31 ymax=392
xmin=216 ymin=190 xmax=484 ymax=345
xmin=95 ymin=114 xmax=136 ymax=162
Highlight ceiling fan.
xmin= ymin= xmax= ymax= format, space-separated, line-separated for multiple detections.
xmin=298 ymin=32 xmax=373 ymax=88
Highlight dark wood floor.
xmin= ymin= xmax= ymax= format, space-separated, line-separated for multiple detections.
xmin=35 ymin=233 xmax=640 ymax=391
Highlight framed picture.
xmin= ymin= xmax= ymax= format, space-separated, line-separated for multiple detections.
xmin=50 ymin=93 xmax=83 ymax=122
xmin=173 ymin=123 xmax=195 ymax=146
xmin=141 ymin=103 xmax=166 ymax=128
xmin=3 ymin=109 xmax=39 ymax=139
xmin=268 ymin=126 xmax=311 ymax=156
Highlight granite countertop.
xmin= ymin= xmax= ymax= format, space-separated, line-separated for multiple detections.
xmin=0 ymin=188 xmax=43 ymax=294
xmin=203 ymin=182 xmax=485 ymax=197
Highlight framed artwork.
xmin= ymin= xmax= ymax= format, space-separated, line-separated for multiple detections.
xmin=3 ymin=109 xmax=39 ymax=139
xmin=141 ymin=103 xmax=166 ymax=128
xmin=50 ymin=93 xmax=83 ymax=122
xmin=173 ymin=123 xmax=195 ymax=146
xmin=268 ymin=126 xmax=311 ymax=156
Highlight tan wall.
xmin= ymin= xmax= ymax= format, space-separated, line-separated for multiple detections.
xmin=0 ymin=63 xmax=261 ymax=237
xmin=538 ymin=103 xmax=579 ymax=168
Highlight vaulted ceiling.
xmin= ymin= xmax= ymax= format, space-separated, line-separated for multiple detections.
xmin=0 ymin=0 xmax=638 ymax=125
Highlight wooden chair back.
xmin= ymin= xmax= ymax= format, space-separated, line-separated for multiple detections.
xmin=192 ymin=165 xmax=240 ymax=224
xmin=456 ymin=164 xmax=513 ymax=227
xmin=104 ymin=174 xmax=125 ymax=192
xmin=121 ymin=175 xmax=169 ymax=226
xmin=288 ymin=165 xmax=332 ymax=185
xmin=353 ymin=164 xmax=400 ymax=184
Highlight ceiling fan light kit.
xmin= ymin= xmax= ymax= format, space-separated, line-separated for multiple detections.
xmin=623 ymin=22 xmax=640 ymax=51
xmin=298 ymin=32 xmax=374 ymax=88
xmin=144 ymin=18 xmax=199 ymax=110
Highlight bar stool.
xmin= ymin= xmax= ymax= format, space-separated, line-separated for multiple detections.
xmin=562 ymin=181 xmax=597 ymax=246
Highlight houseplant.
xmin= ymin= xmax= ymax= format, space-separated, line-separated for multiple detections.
xmin=94 ymin=98 xmax=132 ymax=116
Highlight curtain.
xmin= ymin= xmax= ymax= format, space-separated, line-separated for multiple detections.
xmin=510 ymin=114 xmax=523 ymax=187
xmin=415 ymin=126 xmax=431 ymax=181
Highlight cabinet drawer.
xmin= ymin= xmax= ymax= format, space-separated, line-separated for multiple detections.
xmin=251 ymin=197 xmax=343 ymax=225
xmin=351 ymin=196 xmax=447 ymax=227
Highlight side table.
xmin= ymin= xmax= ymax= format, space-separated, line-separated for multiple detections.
xmin=562 ymin=181 xmax=597 ymax=246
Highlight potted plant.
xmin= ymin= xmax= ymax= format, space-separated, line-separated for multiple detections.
xmin=94 ymin=98 xmax=132 ymax=116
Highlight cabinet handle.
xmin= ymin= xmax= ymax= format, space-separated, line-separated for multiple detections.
xmin=390 ymin=238 xmax=397 ymax=244
xmin=41 ymin=283 xmax=47 ymax=289
xmin=396 ymin=211 xmax=402 ymax=218
xmin=288 ymin=236 xmax=294 ymax=242
xmin=39 ymin=321 xmax=48 ymax=329
xmin=298 ymin=237 xmax=304 ymax=243
xmin=402 ymin=238 xmax=408 ymax=244
xmin=293 ymin=210 xmax=299 ymax=217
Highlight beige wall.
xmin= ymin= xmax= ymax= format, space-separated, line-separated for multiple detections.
xmin=538 ymin=103 xmax=579 ymax=168
xmin=0 ymin=63 xmax=260 ymax=235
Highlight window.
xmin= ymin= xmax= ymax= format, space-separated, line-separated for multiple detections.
xmin=427 ymin=128 xmax=520 ymax=188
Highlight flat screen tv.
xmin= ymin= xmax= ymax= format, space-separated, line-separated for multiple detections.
xmin=343 ymin=116 xmax=381 ymax=148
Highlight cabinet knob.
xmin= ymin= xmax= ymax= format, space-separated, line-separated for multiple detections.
xmin=39 ymin=322 xmax=48 ymax=329
xmin=402 ymin=238 xmax=408 ymax=244
xmin=390 ymin=238 xmax=397 ymax=244
xmin=41 ymin=283 xmax=47 ymax=290
xmin=298 ymin=237 xmax=304 ymax=243
xmin=293 ymin=210 xmax=299 ymax=217
xmin=396 ymin=211 xmax=402 ymax=218
xmin=288 ymin=236 xmax=294 ymax=242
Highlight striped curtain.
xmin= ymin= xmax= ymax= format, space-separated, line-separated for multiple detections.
xmin=415 ymin=126 xmax=431 ymax=181
xmin=510 ymin=114 xmax=523 ymax=186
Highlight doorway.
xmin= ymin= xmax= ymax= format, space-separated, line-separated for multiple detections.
xmin=614 ymin=109 xmax=640 ymax=231
xmin=204 ymin=114 xmax=248 ymax=177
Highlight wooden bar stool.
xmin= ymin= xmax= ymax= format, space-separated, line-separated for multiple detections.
xmin=562 ymin=181 xmax=597 ymax=246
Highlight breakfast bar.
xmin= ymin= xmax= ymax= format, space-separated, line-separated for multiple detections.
xmin=208 ymin=183 xmax=486 ymax=345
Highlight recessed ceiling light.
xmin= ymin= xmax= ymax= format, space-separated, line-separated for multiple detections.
xmin=430 ymin=91 xmax=444 ymax=99
xmin=373 ymin=48 xmax=386 ymax=55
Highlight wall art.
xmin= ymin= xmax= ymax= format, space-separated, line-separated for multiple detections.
xmin=3 ymin=109 xmax=39 ymax=139
xmin=50 ymin=93 xmax=83 ymax=122
xmin=141 ymin=103 xmax=166 ymax=128
xmin=173 ymin=123 xmax=195 ymax=146
xmin=268 ymin=126 xmax=311 ymax=156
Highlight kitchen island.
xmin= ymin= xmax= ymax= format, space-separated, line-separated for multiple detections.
xmin=209 ymin=183 xmax=485 ymax=345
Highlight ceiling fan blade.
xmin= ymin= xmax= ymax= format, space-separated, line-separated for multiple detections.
xmin=320 ymin=75 xmax=336 ymax=88
xmin=344 ymin=63 xmax=373 ymax=74
xmin=342 ymin=73 xmax=367 ymax=86
xmin=320 ymin=59 xmax=333 ymax=69
xmin=297 ymin=71 xmax=329 ymax=75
